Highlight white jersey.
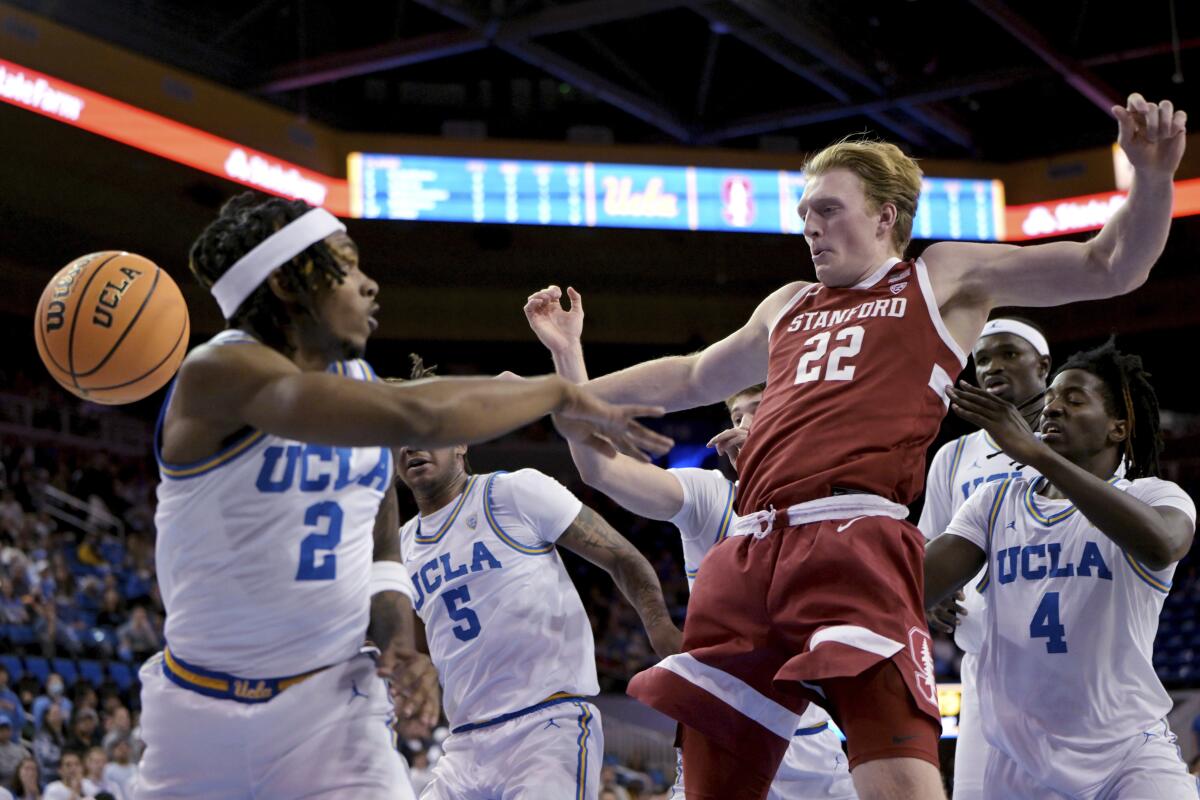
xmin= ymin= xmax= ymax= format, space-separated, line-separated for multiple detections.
xmin=918 ymin=429 xmax=1032 ymax=653
xmin=668 ymin=468 xmax=831 ymax=732
xmin=399 ymin=469 xmax=599 ymax=731
xmin=946 ymin=475 xmax=1195 ymax=797
xmin=154 ymin=331 xmax=392 ymax=677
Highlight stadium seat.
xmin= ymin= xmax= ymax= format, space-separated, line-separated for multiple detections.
xmin=107 ymin=662 xmax=134 ymax=691
xmin=23 ymin=656 xmax=50 ymax=687
xmin=77 ymin=660 xmax=105 ymax=688
xmin=51 ymin=658 xmax=78 ymax=685
xmin=0 ymin=654 xmax=23 ymax=681
xmin=7 ymin=625 xmax=36 ymax=648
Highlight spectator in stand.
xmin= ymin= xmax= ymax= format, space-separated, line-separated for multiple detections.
xmin=67 ymin=710 xmax=100 ymax=753
xmin=71 ymin=689 xmax=96 ymax=720
xmin=93 ymin=590 xmax=122 ymax=631
xmin=0 ymin=491 xmax=23 ymax=533
xmin=31 ymin=676 xmax=71 ymax=733
xmin=82 ymin=748 xmax=122 ymax=800
xmin=32 ymin=703 xmax=66 ymax=784
xmin=7 ymin=755 xmax=41 ymax=800
xmin=0 ymin=668 xmax=24 ymax=744
xmin=100 ymin=736 xmax=135 ymax=800
xmin=0 ymin=716 xmax=28 ymax=786
xmin=114 ymin=606 xmax=159 ymax=664
xmin=0 ymin=578 xmax=30 ymax=627
xmin=42 ymin=749 xmax=96 ymax=800
xmin=99 ymin=708 xmax=128 ymax=744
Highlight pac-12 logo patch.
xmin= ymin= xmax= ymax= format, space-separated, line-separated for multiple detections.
xmin=466 ymin=514 xmax=477 ymax=530
xmin=907 ymin=626 xmax=938 ymax=708
xmin=890 ymin=282 xmax=907 ymax=294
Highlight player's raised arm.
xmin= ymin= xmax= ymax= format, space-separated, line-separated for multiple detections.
xmin=556 ymin=505 xmax=682 ymax=658
xmin=524 ymin=286 xmax=686 ymax=521
xmin=167 ymin=339 xmax=672 ymax=460
xmin=925 ymin=93 xmax=1186 ymax=313
xmin=538 ymin=281 xmax=805 ymax=412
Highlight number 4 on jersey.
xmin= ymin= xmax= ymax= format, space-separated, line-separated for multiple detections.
xmin=1030 ymin=591 xmax=1068 ymax=653
xmin=794 ymin=325 xmax=865 ymax=384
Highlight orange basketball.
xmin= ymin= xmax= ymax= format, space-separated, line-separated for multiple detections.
xmin=34 ymin=251 xmax=190 ymax=405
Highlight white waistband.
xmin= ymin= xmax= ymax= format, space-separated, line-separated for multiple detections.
xmin=731 ymin=494 xmax=908 ymax=539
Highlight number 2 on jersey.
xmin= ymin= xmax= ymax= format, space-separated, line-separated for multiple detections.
xmin=296 ymin=501 xmax=343 ymax=581
xmin=1029 ymin=591 xmax=1068 ymax=653
xmin=794 ymin=325 xmax=865 ymax=384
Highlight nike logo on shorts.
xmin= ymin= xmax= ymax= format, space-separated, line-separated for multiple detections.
xmin=836 ymin=516 xmax=866 ymax=533
xmin=891 ymin=734 xmax=918 ymax=744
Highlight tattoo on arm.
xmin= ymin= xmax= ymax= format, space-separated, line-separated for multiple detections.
xmin=560 ymin=506 xmax=672 ymax=633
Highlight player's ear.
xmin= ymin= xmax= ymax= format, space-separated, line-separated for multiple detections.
xmin=1107 ymin=417 xmax=1129 ymax=447
xmin=876 ymin=202 xmax=897 ymax=237
xmin=265 ymin=268 xmax=302 ymax=303
xmin=1037 ymin=355 xmax=1051 ymax=381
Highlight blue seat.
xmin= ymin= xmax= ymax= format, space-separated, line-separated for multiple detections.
xmin=51 ymin=658 xmax=78 ymax=686
xmin=23 ymin=656 xmax=50 ymax=687
xmin=0 ymin=654 xmax=22 ymax=681
xmin=7 ymin=625 xmax=35 ymax=647
xmin=107 ymin=662 xmax=134 ymax=691
xmin=77 ymin=660 xmax=105 ymax=688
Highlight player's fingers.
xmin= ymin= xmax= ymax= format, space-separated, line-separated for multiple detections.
xmin=1127 ymin=92 xmax=1147 ymax=114
xmin=1173 ymin=109 xmax=1188 ymax=136
xmin=624 ymin=420 xmax=673 ymax=455
xmin=566 ymin=286 xmax=584 ymax=313
xmin=1144 ymin=101 xmax=1161 ymax=142
xmin=951 ymin=403 xmax=987 ymax=427
xmin=1159 ymin=102 xmax=1174 ymax=139
xmin=706 ymin=428 xmax=741 ymax=448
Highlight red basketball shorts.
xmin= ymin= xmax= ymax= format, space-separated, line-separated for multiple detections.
xmin=628 ymin=499 xmax=942 ymax=781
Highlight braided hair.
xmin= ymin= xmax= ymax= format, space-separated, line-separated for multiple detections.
xmin=188 ymin=192 xmax=347 ymax=352
xmin=404 ymin=353 xmax=470 ymax=473
xmin=1054 ymin=338 xmax=1163 ymax=479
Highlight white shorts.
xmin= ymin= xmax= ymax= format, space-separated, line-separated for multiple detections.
xmin=952 ymin=651 xmax=993 ymax=800
xmin=670 ymin=723 xmax=857 ymax=800
xmin=422 ymin=699 xmax=603 ymax=800
xmin=135 ymin=650 xmax=415 ymax=800
xmin=983 ymin=720 xmax=1195 ymax=800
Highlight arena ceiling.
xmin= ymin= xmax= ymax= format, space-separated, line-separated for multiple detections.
xmin=10 ymin=0 xmax=1200 ymax=161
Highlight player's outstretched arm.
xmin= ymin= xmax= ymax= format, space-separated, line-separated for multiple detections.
xmin=924 ymin=535 xmax=986 ymax=610
xmin=368 ymin=485 xmax=439 ymax=732
xmin=949 ymin=381 xmax=1195 ymax=570
xmin=168 ymin=340 xmax=672 ymax=459
xmin=557 ymin=506 xmax=683 ymax=659
xmin=524 ymin=281 xmax=803 ymax=412
xmin=524 ymin=286 xmax=686 ymax=520
xmin=925 ymin=93 xmax=1186 ymax=314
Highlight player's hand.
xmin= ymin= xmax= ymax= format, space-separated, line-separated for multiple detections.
xmin=707 ymin=426 xmax=749 ymax=468
xmin=377 ymin=648 xmax=440 ymax=734
xmin=648 ymin=621 xmax=684 ymax=659
xmin=524 ymin=285 xmax=585 ymax=355
xmin=1114 ymin=93 xmax=1187 ymax=177
xmin=558 ymin=384 xmax=673 ymax=462
xmin=927 ymin=590 xmax=966 ymax=635
xmin=948 ymin=381 xmax=1048 ymax=467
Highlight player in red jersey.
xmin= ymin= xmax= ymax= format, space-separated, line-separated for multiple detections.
xmin=525 ymin=93 xmax=1186 ymax=800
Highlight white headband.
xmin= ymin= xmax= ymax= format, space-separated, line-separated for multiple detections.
xmin=209 ymin=207 xmax=346 ymax=319
xmin=979 ymin=319 xmax=1050 ymax=358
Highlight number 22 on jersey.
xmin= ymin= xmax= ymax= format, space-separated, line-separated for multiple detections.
xmin=794 ymin=325 xmax=865 ymax=384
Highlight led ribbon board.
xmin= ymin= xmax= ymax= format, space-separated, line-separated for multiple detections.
xmin=349 ymin=153 xmax=1007 ymax=241
xmin=0 ymin=58 xmax=349 ymax=214
xmin=1005 ymin=177 xmax=1200 ymax=241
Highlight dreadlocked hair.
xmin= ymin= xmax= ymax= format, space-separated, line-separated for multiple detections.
xmin=188 ymin=192 xmax=346 ymax=352
xmin=1054 ymin=337 xmax=1163 ymax=479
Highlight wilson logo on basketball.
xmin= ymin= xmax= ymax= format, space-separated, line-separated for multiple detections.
xmin=43 ymin=256 xmax=96 ymax=332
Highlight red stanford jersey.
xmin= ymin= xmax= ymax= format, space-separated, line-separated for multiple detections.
xmin=737 ymin=257 xmax=967 ymax=514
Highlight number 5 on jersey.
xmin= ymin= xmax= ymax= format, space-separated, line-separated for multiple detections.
xmin=795 ymin=325 xmax=865 ymax=384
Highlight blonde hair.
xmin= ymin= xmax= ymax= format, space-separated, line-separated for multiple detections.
xmin=803 ymin=138 xmax=923 ymax=253
xmin=725 ymin=383 xmax=765 ymax=411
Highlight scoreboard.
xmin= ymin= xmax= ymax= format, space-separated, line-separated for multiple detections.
xmin=349 ymin=153 xmax=1006 ymax=241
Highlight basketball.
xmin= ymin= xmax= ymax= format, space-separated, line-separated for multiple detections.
xmin=34 ymin=251 xmax=190 ymax=405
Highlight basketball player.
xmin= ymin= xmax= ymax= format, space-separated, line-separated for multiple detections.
xmin=539 ymin=93 xmax=1186 ymax=800
xmin=394 ymin=358 xmax=681 ymax=800
xmin=138 ymin=193 xmax=671 ymax=799
xmin=525 ymin=286 xmax=857 ymax=799
xmin=919 ymin=317 xmax=1052 ymax=800
xmin=925 ymin=341 xmax=1195 ymax=799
